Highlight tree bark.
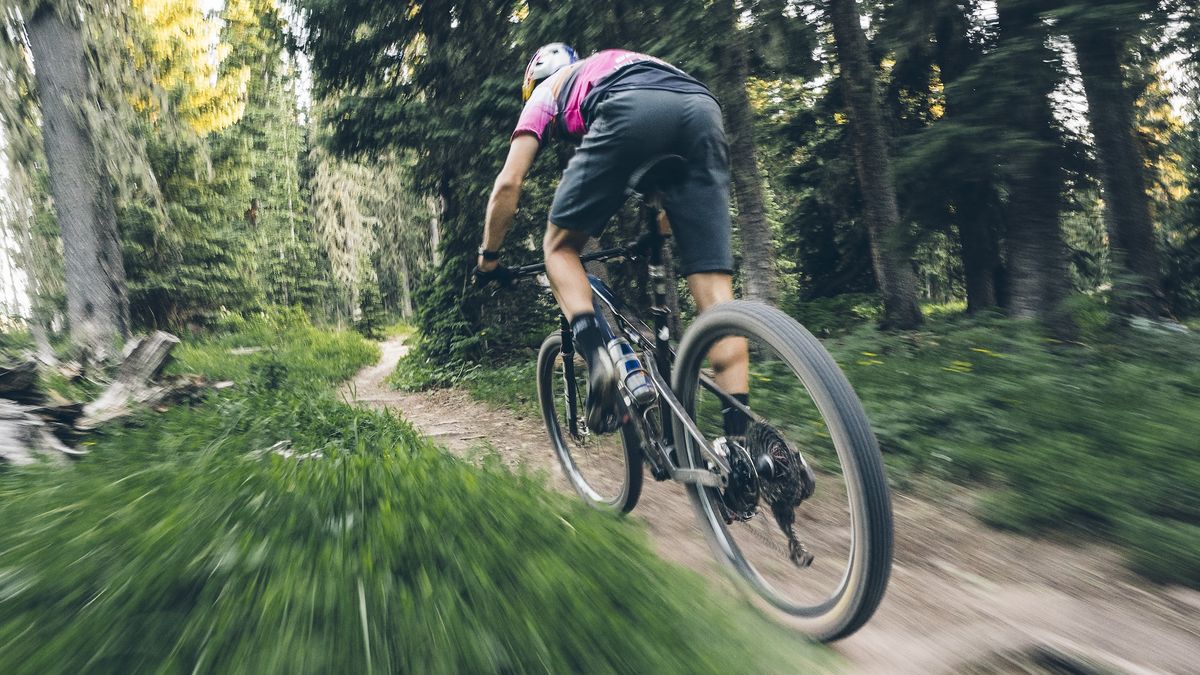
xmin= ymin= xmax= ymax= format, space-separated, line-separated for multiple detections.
xmin=428 ymin=194 xmax=443 ymax=267
xmin=827 ymin=0 xmax=923 ymax=329
xmin=28 ymin=4 xmax=129 ymax=360
xmin=398 ymin=254 xmax=414 ymax=319
xmin=1072 ymin=27 xmax=1163 ymax=315
xmin=956 ymin=198 xmax=1002 ymax=312
xmin=994 ymin=1 xmax=1073 ymax=328
xmin=0 ymin=400 xmax=72 ymax=466
xmin=933 ymin=7 xmax=1003 ymax=312
xmin=715 ymin=0 xmax=778 ymax=304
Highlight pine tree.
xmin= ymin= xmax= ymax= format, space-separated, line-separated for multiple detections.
xmin=883 ymin=0 xmax=1005 ymax=313
xmin=27 ymin=2 xmax=129 ymax=358
xmin=122 ymin=0 xmax=260 ymax=328
xmin=990 ymin=0 xmax=1074 ymax=327
xmin=713 ymin=0 xmax=777 ymax=303
xmin=826 ymin=0 xmax=923 ymax=329
xmin=1066 ymin=0 xmax=1166 ymax=315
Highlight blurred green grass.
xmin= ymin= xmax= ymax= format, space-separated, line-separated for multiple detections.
xmin=427 ymin=304 xmax=1200 ymax=587
xmin=0 ymin=312 xmax=831 ymax=673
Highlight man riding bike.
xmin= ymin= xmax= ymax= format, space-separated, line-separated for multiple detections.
xmin=476 ymin=43 xmax=749 ymax=438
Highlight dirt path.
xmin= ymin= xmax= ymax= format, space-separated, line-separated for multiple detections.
xmin=345 ymin=337 xmax=1200 ymax=673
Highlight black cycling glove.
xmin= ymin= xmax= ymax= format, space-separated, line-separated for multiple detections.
xmin=472 ymin=264 xmax=513 ymax=288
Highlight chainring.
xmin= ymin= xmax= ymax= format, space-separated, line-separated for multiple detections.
xmin=749 ymin=421 xmax=815 ymax=508
xmin=720 ymin=441 xmax=761 ymax=521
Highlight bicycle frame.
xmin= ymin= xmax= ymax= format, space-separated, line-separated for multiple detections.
xmin=510 ymin=199 xmax=752 ymax=488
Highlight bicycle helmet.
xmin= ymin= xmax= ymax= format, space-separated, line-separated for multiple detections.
xmin=522 ymin=42 xmax=578 ymax=101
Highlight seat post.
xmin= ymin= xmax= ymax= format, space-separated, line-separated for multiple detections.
xmin=644 ymin=200 xmax=672 ymax=369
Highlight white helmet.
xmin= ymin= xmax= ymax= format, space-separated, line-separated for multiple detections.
xmin=523 ymin=42 xmax=578 ymax=101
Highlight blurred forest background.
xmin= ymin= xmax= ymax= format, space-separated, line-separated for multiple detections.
xmin=3 ymin=0 xmax=1200 ymax=585
xmin=3 ymin=0 xmax=1199 ymax=353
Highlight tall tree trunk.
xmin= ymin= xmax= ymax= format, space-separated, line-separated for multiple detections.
xmin=933 ymin=7 xmax=1002 ymax=312
xmin=956 ymin=195 xmax=1002 ymax=312
xmin=398 ymin=254 xmax=414 ymax=319
xmin=994 ymin=1 xmax=1073 ymax=329
xmin=429 ymin=194 xmax=443 ymax=267
xmin=715 ymin=0 xmax=777 ymax=303
xmin=1072 ymin=27 xmax=1163 ymax=315
xmin=28 ymin=5 xmax=128 ymax=359
xmin=827 ymin=0 xmax=923 ymax=329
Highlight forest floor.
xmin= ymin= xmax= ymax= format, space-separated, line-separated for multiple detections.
xmin=344 ymin=336 xmax=1200 ymax=674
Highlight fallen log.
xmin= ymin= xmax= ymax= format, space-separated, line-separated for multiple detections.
xmin=0 ymin=359 xmax=41 ymax=404
xmin=76 ymin=332 xmax=180 ymax=431
xmin=0 ymin=400 xmax=72 ymax=466
xmin=3 ymin=332 xmax=231 ymax=462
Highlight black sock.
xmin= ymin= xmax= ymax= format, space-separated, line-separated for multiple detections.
xmin=723 ymin=393 xmax=751 ymax=437
xmin=570 ymin=313 xmax=607 ymax=368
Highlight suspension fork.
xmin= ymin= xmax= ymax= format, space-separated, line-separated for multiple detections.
xmin=559 ymin=314 xmax=581 ymax=438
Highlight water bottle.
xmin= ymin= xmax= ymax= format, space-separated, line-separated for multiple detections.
xmin=607 ymin=337 xmax=657 ymax=406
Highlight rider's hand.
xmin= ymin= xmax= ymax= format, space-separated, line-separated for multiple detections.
xmin=477 ymin=255 xmax=500 ymax=273
xmin=472 ymin=262 xmax=513 ymax=288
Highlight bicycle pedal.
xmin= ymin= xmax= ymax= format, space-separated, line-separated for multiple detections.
xmin=649 ymin=463 xmax=672 ymax=481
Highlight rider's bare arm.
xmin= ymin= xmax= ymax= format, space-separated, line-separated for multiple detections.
xmin=479 ymin=134 xmax=539 ymax=270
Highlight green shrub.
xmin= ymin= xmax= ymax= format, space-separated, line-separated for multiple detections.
xmin=451 ymin=301 xmax=1200 ymax=587
xmin=0 ymin=323 xmax=830 ymax=673
xmin=461 ymin=361 xmax=542 ymax=421
xmin=1122 ymin=516 xmax=1200 ymax=587
xmin=387 ymin=345 xmax=466 ymax=391
xmin=825 ymin=314 xmax=1200 ymax=586
xmin=783 ymin=293 xmax=881 ymax=337
xmin=171 ymin=309 xmax=378 ymax=387
xmin=0 ymin=328 xmax=33 ymax=356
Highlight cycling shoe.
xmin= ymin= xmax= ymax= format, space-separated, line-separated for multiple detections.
xmin=584 ymin=346 xmax=619 ymax=434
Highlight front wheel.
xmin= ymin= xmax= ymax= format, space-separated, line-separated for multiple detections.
xmin=672 ymin=301 xmax=893 ymax=642
xmin=538 ymin=332 xmax=643 ymax=513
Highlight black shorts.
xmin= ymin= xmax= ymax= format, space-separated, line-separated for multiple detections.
xmin=548 ymin=89 xmax=734 ymax=276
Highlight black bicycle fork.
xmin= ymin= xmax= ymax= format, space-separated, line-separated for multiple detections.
xmin=556 ymin=200 xmax=678 ymax=458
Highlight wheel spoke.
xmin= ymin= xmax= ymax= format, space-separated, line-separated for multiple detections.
xmin=672 ymin=301 xmax=893 ymax=641
xmin=538 ymin=334 xmax=642 ymax=513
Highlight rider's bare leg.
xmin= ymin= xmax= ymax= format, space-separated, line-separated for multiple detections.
xmin=688 ymin=272 xmax=749 ymax=394
xmin=543 ymin=223 xmax=595 ymax=320
xmin=544 ymin=222 xmax=618 ymax=430
xmin=689 ymin=272 xmax=751 ymax=437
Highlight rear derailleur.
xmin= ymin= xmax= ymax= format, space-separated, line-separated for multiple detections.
xmin=717 ymin=422 xmax=816 ymax=568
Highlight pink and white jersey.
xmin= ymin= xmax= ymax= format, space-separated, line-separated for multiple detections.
xmin=512 ymin=50 xmax=691 ymax=144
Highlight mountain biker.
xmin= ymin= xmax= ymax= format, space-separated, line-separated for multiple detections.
xmin=476 ymin=43 xmax=750 ymax=437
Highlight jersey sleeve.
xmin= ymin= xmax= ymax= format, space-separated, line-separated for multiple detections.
xmin=511 ymin=79 xmax=557 ymax=143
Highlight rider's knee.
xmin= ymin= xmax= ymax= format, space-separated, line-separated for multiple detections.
xmin=708 ymin=336 xmax=750 ymax=373
xmin=688 ymin=272 xmax=735 ymax=312
xmin=543 ymin=224 xmax=586 ymax=259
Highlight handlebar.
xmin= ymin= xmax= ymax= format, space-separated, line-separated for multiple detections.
xmin=477 ymin=232 xmax=659 ymax=288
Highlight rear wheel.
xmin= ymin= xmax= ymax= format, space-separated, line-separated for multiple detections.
xmin=672 ymin=301 xmax=893 ymax=642
xmin=538 ymin=332 xmax=643 ymax=513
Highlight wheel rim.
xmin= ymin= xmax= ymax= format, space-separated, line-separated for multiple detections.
xmin=544 ymin=344 xmax=633 ymax=509
xmin=681 ymin=327 xmax=866 ymax=618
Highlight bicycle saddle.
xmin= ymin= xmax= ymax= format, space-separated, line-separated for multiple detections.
xmin=626 ymin=154 xmax=687 ymax=199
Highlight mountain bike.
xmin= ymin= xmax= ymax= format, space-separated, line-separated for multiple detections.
xmin=487 ymin=154 xmax=893 ymax=642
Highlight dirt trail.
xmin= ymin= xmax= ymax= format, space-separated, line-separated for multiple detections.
xmin=345 ymin=337 xmax=1200 ymax=674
